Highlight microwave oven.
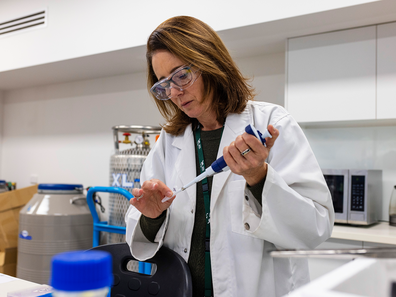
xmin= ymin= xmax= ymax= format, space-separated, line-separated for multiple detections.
xmin=322 ymin=169 xmax=382 ymax=225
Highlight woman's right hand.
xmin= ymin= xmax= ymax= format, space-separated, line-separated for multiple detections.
xmin=130 ymin=179 xmax=175 ymax=219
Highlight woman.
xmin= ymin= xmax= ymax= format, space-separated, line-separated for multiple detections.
xmin=125 ymin=16 xmax=334 ymax=297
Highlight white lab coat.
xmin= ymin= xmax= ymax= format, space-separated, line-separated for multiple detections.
xmin=125 ymin=101 xmax=334 ymax=297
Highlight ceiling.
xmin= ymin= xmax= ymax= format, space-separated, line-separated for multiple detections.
xmin=1 ymin=0 xmax=396 ymax=90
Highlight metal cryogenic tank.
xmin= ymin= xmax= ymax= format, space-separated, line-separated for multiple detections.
xmin=108 ymin=125 xmax=161 ymax=244
xmin=17 ymin=184 xmax=93 ymax=284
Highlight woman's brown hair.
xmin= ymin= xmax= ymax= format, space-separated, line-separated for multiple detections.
xmin=147 ymin=16 xmax=255 ymax=135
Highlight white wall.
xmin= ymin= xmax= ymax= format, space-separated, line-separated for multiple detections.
xmin=0 ymin=72 xmax=162 ymax=190
xmin=303 ymin=125 xmax=396 ymax=221
xmin=235 ymin=52 xmax=285 ymax=107
xmin=0 ymin=0 xmax=377 ymax=72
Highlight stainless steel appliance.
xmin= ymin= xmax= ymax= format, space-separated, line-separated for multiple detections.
xmin=322 ymin=169 xmax=382 ymax=225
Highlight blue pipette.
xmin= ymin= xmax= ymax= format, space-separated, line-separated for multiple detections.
xmin=162 ymin=124 xmax=272 ymax=202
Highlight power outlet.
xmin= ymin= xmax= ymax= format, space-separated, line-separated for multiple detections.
xmin=30 ymin=174 xmax=38 ymax=184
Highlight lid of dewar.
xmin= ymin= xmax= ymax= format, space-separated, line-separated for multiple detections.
xmin=38 ymin=184 xmax=83 ymax=191
xmin=51 ymin=250 xmax=112 ymax=291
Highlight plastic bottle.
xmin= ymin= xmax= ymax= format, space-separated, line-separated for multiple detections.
xmin=50 ymin=250 xmax=112 ymax=297
xmin=389 ymin=185 xmax=396 ymax=226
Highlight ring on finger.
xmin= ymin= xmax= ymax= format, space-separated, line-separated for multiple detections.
xmin=241 ymin=148 xmax=251 ymax=156
xmin=135 ymin=193 xmax=144 ymax=200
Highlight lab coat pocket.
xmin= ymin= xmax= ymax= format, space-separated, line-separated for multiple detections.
xmin=228 ymin=179 xmax=250 ymax=236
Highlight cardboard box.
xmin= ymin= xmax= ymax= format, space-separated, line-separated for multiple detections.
xmin=0 ymin=247 xmax=17 ymax=276
xmin=0 ymin=185 xmax=37 ymax=250
xmin=0 ymin=185 xmax=37 ymax=213
xmin=0 ymin=185 xmax=37 ymax=276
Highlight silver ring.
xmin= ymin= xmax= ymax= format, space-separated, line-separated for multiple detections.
xmin=135 ymin=193 xmax=144 ymax=200
xmin=241 ymin=148 xmax=251 ymax=156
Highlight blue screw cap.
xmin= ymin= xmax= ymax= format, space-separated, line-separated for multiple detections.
xmin=51 ymin=250 xmax=112 ymax=291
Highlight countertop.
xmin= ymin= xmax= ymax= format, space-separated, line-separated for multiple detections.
xmin=331 ymin=222 xmax=396 ymax=245
xmin=0 ymin=274 xmax=42 ymax=297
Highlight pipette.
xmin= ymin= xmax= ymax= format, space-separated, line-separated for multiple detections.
xmin=162 ymin=124 xmax=272 ymax=202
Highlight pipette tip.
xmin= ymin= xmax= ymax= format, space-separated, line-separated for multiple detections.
xmin=161 ymin=196 xmax=173 ymax=203
xmin=161 ymin=187 xmax=179 ymax=203
xmin=161 ymin=191 xmax=176 ymax=203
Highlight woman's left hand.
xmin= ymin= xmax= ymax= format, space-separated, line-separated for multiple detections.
xmin=223 ymin=125 xmax=279 ymax=186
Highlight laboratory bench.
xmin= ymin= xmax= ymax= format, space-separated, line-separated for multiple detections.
xmin=309 ymin=221 xmax=396 ymax=281
xmin=0 ymin=274 xmax=41 ymax=297
xmin=331 ymin=221 xmax=396 ymax=246
xmin=2 ymin=223 xmax=396 ymax=296
xmin=284 ymin=223 xmax=396 ymax=296
xmin=290 ymin=258 xmax=396 ymax=297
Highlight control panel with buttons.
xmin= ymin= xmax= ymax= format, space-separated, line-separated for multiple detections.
xmin=350 ymin=175 xmax=365 ymax=212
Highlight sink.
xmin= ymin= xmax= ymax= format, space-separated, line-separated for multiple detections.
xmin=288 ymin=258 xmax=396 ymax=297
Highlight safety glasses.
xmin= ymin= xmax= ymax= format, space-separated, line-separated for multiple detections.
xmin=150 ymin=65 xmax=201 ymax=100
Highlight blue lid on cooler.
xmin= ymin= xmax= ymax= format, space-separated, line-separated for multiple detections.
xmin=38 ymin=184 xmax=83 ymax=191
xmin=51 ymin=250 xmax=112 ymax=291
xmin=0 ymin=180 xmax=6 ymax=184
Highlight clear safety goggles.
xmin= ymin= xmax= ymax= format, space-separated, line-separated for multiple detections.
xmin=150 ymin=65 xmax=201 ymax=100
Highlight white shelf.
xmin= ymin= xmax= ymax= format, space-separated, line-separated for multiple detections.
xmin=298 ymin=118 xmax=396 ymax=129
xmin=331 ymin=222 xmax=396 ymax=245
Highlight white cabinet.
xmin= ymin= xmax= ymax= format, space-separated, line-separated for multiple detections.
xmin=287 ymin=22 xmax=396 ymax=124
xmin=286 ymin=26 xmax=376 ymax=123
xmin=377 ymin=22 xmax=396 ymax=120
